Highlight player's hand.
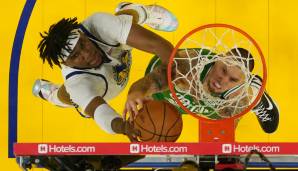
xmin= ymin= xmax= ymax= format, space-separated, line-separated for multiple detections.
xmin=122 ymin=91 xmax=152 ymax=123
xmin=122 ymin=120 xmax=140 ymax=142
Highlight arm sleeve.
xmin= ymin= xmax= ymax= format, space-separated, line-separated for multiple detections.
xmin=82 ymin=12 xmax=133 ymax=45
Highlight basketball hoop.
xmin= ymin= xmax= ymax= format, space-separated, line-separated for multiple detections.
xmin=168 ymin=24 xmax=266 ymax=121
xmin=167 ymin=24 xmax=267 ymax=142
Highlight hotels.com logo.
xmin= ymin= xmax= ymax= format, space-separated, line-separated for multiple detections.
xmin=130 ymin=144 xmax=140 ymax=153
xmin=38 ymin=144 xmax=48 ymax=154
xmin=222 ymin=144 xmax=232 ymax=154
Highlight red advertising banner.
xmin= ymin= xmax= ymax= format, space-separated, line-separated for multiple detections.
xmin=14 ymin=142 xmax=298 ymax=156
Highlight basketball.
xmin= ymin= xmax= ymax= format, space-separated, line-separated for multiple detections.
xmin=133 ymin=100 xmax=182 ymax=142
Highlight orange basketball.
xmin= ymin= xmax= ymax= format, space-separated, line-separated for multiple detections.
xmin=134 ymin=100 xmax=182 ymax=142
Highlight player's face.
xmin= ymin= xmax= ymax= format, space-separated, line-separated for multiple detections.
xmin=205 ymin=61 xmax=245 ymax=94
xmin=63 ymin=33 xmax=103 ymax=69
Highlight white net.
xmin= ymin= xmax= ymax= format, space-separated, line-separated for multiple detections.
xmin=171 ymin=26 xmax=264 ymax=119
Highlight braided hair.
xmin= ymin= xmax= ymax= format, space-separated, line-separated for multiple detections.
xmin=38 ymin=17 xmax=79 ymax=68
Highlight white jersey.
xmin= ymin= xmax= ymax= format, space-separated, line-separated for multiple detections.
xmin=61 ymin=13 xmax=133 ymax=111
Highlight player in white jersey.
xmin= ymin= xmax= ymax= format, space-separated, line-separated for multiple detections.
xmin=33 ymin=2 xmax=178 ymax=141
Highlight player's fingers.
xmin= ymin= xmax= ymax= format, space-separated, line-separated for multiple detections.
xmin=136 ymin=98 xmax=144 ymax=109
xmin=124 ymin=120 xmax=140 ymax=142
xmin=134 ymin=129 xmax=141 ymax=137
xmin=128 ymin=135 xmax=139 ymax=142
xmin=144 ymin=96 xmax=153 ymax=101
xmin=129 ymin=114 xmax=134 ymax=123
xmin=122 ymin=108 xmax=128 ymax=120
xmin=133 ymin=99 xmax=145 ymax=119
xmin=126 ymin=102 xmax=133 ymax=118
xmin=129 ymin=109 xmax=135 ymax=124
xmin=125 ymin=103 xmax=135 ymax=123
xmin=130 ymin=130 xmax=140 ymax=142
xmin=129 ymin=101 xmax=139 ymax=118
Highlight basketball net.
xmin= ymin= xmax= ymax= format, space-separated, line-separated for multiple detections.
xmin=173 ymin=48 xmax=254 ymax=118
xmin=168 ymin=24 xmax=266 ymax=142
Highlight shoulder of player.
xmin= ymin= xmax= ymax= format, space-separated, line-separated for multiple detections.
xmin=81 ymin=12 xmax=132 ymax=46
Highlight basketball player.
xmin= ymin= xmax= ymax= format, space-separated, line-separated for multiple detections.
xmin=124 ymin=48 xmax=279 ymax=133
xmin=33 ymin=2 xmax=178 ymax=141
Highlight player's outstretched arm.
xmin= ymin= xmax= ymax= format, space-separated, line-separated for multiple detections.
xmin=123 ymin=51 xmax=187 ymax=120
xmin=126 ymin=23 xmax=173 ymax=66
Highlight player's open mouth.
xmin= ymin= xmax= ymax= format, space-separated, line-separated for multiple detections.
xmin=209 ymin=80 xmax=221 ymax=92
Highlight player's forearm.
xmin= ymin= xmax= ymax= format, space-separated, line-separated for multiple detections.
xmin=128 ymin=77 xmax=154 ymax=97
xmin=127 ymin=24 xmax=173 ymax=65
xmin=150 ymin=38 xmax=173 ymax=66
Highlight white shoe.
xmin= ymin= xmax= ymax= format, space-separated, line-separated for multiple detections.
xmin=32 ymin=79 xmax=59 ymax=100
xmin=116 ymin=2 xmax=178 ymax=32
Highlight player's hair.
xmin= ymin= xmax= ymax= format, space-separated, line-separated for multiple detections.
xmin=227 ymin=47 xmax=254 ymax=72
xmin=38 ymin=17 xmax=79 ymax=68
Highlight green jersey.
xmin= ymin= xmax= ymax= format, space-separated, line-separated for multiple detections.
xmin=145 ymin=48 xmax=222 ymax=120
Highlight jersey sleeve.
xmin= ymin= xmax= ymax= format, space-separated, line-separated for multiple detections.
xmin=81 ymin=12 xmax=133 ymax=45
xmin=64 ymin=75 xmax=107 ymax=112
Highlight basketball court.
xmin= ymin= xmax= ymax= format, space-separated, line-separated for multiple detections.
xmin=1 ymin=0 xmax=298 ymax=170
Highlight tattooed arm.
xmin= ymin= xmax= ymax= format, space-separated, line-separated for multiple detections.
xmin=123 ymin=64 xmax=169 ymax=121
xmin=123 ymin=50 xmax=190 ymax=120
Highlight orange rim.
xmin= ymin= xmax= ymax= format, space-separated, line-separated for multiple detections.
xmin=167 ymin=23 xmax=267 ymax=122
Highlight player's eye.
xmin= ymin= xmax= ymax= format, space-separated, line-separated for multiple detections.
xmin=230 ymin=77 xmax=238 ymax=82
xmin=222 ymin=66 xmax=227 ymax=74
